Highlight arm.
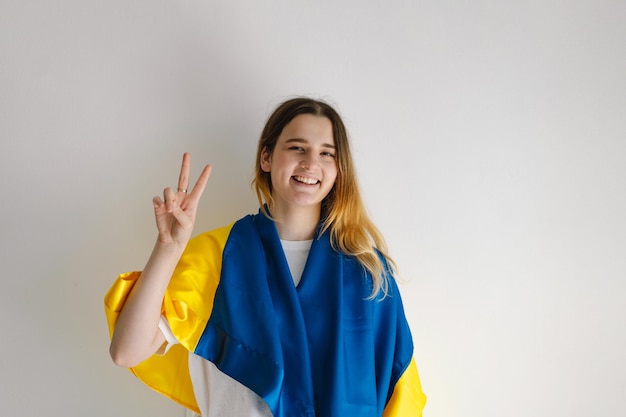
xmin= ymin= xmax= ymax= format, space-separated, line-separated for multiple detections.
xmin=109 ymin=153 xmax=212 ymax=368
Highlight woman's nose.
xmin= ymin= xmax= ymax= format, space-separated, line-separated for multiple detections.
xmin=299 ymin=153 xmax=315 ymax=169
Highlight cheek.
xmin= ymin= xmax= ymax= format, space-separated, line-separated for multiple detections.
xmin=326 ymin=170 xmax=338 ymax=188
xmin=328 ymin=163 xmax=339 ymax=182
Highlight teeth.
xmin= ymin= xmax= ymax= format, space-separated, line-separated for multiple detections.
xmin=293 ymin=175 xmax=319 ymax=185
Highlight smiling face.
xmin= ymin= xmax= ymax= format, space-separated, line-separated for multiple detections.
xmin=260 ymin=114 xmax=338 ymax=215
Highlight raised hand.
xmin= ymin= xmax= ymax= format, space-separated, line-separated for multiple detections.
xmin=152 ymin=153 xmax=212 ymax=248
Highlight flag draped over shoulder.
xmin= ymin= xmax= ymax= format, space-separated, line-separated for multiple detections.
xmin=105 ymin=210 xmax=426 ymax=416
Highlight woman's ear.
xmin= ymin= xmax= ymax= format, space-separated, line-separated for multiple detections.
xmin=260 ymin=146 xmax=272 ymax=172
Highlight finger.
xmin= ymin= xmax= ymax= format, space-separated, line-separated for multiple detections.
xmin=153 ymin=196 xmax=164 ymax=209
xmin=177 ymin=152 xmax=191 ymax=193
xmin=163 ymin=187 xmax=176 ymax=210
xmin=187 ymin=164 xmax=212 ymax=202
xmin=169 ymin=204 xmax=193 ymax=229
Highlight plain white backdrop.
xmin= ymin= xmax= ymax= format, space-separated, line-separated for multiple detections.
xmin=1 ymin=1 xmax=624 ymax=416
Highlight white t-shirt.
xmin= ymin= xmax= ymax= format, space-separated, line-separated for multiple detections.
xmin=159 ymin=239 xmax=313 ymax=416
xmin=279 ymin=238 xmax=312 ymax=287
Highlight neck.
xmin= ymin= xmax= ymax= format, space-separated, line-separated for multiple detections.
xmin=270 ymin=203 xmax=320 ymax=241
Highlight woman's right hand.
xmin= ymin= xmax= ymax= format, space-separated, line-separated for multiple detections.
xmin=110 ymin=153 xmax=211 ymax=367
xmin=152 ymin=152 xmax=212 ymax=249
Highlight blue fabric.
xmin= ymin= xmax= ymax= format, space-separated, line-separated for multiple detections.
xmin=194 ymin=210 xmax=414 ymax=417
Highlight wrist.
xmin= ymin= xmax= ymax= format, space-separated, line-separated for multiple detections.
xmin=152 ymin=239 xmax=187 ymax=257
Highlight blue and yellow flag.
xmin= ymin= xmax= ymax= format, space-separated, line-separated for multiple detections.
xmin=105 ymin=210 xmax=426 ymax=416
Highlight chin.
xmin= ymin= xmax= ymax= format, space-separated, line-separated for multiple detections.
xmin=290 ymin=198 xmax=324 ymax=209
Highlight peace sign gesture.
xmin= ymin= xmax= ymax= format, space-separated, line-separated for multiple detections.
xmin=152 ymin=153 xmax=212 ymax=248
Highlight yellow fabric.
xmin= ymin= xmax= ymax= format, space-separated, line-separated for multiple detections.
xmin=162 ymin=224 xmax=233 ymax=352
xmin=103 ymin=224 xmax=234 ymax=414
xmin=383 ymin=357 xmax=427 ymax=417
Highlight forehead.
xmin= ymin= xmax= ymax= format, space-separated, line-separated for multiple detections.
xmin=278 ymin=114 xmax=334 ymax=145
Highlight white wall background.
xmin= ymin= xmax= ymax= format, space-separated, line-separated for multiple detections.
xmin=1 ymin=1 xmax=624 ymax=416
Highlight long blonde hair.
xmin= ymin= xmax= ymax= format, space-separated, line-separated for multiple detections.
xmin=252 ymin=97 xmax=396 ymax=298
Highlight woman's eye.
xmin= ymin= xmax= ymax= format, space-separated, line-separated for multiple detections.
xmin=288 ymin=146 xmax=304 ymax=151
xmin=321 ymin=151 xmax=336 ymax=158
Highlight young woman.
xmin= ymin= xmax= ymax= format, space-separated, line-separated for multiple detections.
xmin=105 ymin=97 xmax=426 ymax=416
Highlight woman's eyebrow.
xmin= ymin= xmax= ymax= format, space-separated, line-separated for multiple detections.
xmin=285 ymin=138 xmax=335 ymax=148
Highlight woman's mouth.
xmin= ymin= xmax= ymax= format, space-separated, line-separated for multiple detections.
xmin=292 ymin=175 xmax=320 ymax=185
